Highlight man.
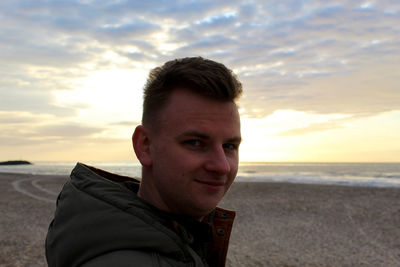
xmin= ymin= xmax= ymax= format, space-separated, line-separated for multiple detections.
xmin=46 ymin=57 xmax=242 ymax=267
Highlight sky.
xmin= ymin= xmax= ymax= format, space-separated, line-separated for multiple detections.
xmin=1 ymin=0 xmax=399 ymax=163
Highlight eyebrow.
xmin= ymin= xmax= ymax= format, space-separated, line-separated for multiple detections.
xmin=177 ymin=131 xmax=210 ymax=140
xmin=177 ymin=130 xmax=242 ymax=144
xmin=227 ymin=136 xmax=242 ymax=144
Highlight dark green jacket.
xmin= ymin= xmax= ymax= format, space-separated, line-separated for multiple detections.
xmin=45 ymin=163 xmax=235 ymax=267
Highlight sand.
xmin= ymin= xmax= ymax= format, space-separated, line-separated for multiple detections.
xmin=1 ymin=172 xmax=399 ymax=267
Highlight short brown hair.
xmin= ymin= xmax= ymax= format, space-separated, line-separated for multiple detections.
xmin=142 ymin=57 xmax=242 ymax=126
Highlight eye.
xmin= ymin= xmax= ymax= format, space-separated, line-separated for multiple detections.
xmin=185 ymin=140 xmax=200 ymax=146
xmin=183 ymin=139 xmax=204 ymax=149
xmin=223 ymin=143 xmax=238 ymax=151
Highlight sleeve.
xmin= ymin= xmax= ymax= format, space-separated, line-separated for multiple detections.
xmin=80 ymin=250 xmax=158 ymax=267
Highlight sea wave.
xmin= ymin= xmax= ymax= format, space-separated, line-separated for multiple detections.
xmin=1 ymin=161 xmax=399 ymax=187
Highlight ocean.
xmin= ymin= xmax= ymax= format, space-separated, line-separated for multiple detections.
xmin=1 ymin=161 xmax=400 ymax=188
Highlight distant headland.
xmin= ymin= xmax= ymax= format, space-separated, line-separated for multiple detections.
xmin=0 ymin=160 xmax=32 ymax=165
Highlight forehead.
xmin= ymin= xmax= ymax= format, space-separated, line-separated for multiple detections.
xmin=158 ymin=89 xmax=240 ymax=135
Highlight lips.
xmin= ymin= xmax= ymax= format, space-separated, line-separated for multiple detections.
xmin=194 ymin=179 xmax=225 ymax=187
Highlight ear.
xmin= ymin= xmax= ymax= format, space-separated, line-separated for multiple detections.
xmin=132 ymin=125 xmax=152 ymax=167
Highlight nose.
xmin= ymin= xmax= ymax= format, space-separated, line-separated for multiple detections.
xmin=204 ymin=146 xmax=231 ymax=175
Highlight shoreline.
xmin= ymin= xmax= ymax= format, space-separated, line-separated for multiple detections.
xmin=1 ymin=172 xmax=400 ymax=266
xmin=1 ymin=171 xmax=400 ymax=189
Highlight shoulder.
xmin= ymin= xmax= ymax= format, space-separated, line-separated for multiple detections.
xmin=81 ymin=250 xmax=157 ymax=267
xmin=81 ymin=250 xmax=192 ymax=267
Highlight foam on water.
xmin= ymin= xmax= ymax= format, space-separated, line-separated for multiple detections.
xmin=1 ymin=161 xmax=399 ymax=187
xmin=235 ymin=162 xmax=400 ymax=187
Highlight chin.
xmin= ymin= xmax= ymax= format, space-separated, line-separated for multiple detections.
xmin=194 ymin=203 xmax=219 ymax=216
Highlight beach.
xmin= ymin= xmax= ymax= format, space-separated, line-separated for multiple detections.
xmin=1 ymin=172 xmax=399 ymax=267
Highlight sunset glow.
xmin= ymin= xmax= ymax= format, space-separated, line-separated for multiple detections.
xmin=1 ymin=1 xmax=399 ymax=162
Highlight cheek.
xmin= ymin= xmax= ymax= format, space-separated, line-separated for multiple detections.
xmin=229 ymin=156 xmax=239 ymax=172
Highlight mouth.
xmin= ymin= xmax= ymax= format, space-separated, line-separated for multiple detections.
xmin=194 ymin=179 xmax=226 ymax=191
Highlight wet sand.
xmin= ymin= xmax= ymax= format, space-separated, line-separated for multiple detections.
xmin=1 ymin=172 xmax=399 ymax=266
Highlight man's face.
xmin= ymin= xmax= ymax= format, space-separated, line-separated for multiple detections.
xmin=145 ymin=89 xmax=241 ymax=219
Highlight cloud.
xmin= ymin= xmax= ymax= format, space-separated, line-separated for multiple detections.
xmin=94 ymin=20 xmax=161 ymax=44
xmin=109 ymin=120 xmax=141 ymax=127
xmin=278 ymin=117 xmax=350 ymax=136
xmin=0 ymin=0 xmax=399 ymax=154
xmin=0 ymin=111 xmax=126 ymax=148
xmin=34 ymin=123 xmax=102 ymax=138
